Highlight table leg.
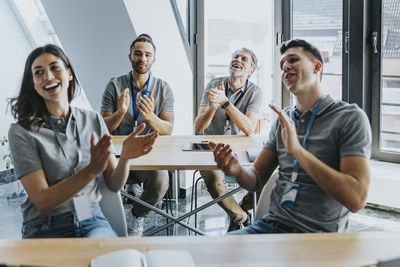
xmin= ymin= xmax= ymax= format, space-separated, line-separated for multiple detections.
xmin=121 ymin=190 xmax=205 ymax=236
xmin=144 ymin=187 xmax=243 ymax=236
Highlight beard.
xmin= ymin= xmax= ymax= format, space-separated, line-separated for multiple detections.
xmin=229 ymin=68 xmax=246 ymax=78
xmin=131 ymin=60 xmax=152 ymax=74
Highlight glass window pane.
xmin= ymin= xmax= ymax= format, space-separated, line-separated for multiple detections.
xmin=380 ymin=0 xmax=400 ymax=154
xmin=13 ymin=0 xmax=61 ymax=46
xmin=204 ymin=0 xmax=274 ymax=127
xmin=292 ymin=0 xmax=343 ymax=100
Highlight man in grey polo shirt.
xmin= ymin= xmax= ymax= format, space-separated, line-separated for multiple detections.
xmin=194 ymin=47 xmax=262 ymax=231
xmin=210 ymin=39 xmax=371 ymax=234
xmin=101 ymin=34 xmax=174 ymax=236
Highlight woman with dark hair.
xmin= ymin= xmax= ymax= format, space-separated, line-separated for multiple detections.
xmin=8 ymin=44 xmax=157 ymax=238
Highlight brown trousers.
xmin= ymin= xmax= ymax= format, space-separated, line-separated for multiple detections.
xmin=127 ymin=170 xmax=169 ymax=217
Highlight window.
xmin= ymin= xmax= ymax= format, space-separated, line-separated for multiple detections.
xmin=289 ymin=0 xmax=400 ymax=163
xmin=291 ymin=0 xmax=343 ymax=100
xmin=287 ymin=0 xmax=400 ymax=209
xmin=10 ymin=0 xmax=61 ymax=47
xmin=371 ymin=0 xmax=400 ymax=162
xmin=378 ymin=0 xmax=400 ymax=155
xmin=201 ymin=0 xmax=275 ymax=126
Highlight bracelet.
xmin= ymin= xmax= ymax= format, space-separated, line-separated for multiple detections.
xmin=221 ymin=101 xmax=231 ymax=109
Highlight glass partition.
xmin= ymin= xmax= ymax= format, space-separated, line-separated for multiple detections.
xmin=203 ymin=0 xmax=275 ymax=129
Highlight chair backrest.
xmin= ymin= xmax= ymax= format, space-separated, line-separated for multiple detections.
xmin=254 ymin=171 xmax=278 ymax=221
xmin=98 ymin=176 xmax=128 ymax=237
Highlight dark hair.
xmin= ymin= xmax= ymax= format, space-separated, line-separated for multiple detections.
xmin=280 ymin=39 xmax=324 ymax=79
xmin=130 ymin=33 xmax=156 ymax=54
xmin=10 ymin=44 xmax=78 ymax=131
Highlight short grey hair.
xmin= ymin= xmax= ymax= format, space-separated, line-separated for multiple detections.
xmin=232 ymin=47 xmax=258 ymax=70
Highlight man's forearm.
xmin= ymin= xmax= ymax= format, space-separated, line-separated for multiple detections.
xmin=103 ymin=110 xmax=125 ymax=133
xmin=293 ymin=148 xmax=369 ymax=212
xmin=235 ymin=166 xmax=261 ymax=192
xmin=146 ymin=113 xmax=173 ymax=135
xmin=224 ymin=105 xmax=257 ymax=136
xmin=105 ymin=157 xmax=130 ymax=192
xmin=195 ymin=106 xmax=217 ymax=134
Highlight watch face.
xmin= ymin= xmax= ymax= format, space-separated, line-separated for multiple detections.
xmin=222 ymin=101 xmax=230 ymax=109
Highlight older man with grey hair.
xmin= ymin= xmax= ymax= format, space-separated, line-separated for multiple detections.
xmin=194 ymin=47 xmax=262 ymax=232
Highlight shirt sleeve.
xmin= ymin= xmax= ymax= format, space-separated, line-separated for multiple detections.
xmin=160 ymin=82 xmax=174 ymax=112
xmin=199 ymin=80 xmax=216 ymax=107
xmin=338 ymin=107 xmax=372 ymax=158
xmin=8 ymin=124 xmax=42 ymax=178
xmin=101 ymin=79 xmax=117 ymax=113
xmin=245 ymin=86 xmax=262 ymax=114
xmin=95 ymin=112 xmax=116 ymax=154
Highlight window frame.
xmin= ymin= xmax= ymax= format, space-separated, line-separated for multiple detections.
xmin=370 ymin=0 xmax=400 ymax=163
xmin=284 ymin=0 xmax=399 ymax=164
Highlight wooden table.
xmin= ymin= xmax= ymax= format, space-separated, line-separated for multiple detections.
xmin=112 ymin=135 xmax=265 ymax=171
xmin=1 ymin=232 xmax=399 ymax=267
xmin=112 ymin=135 xmax=265 ymax=236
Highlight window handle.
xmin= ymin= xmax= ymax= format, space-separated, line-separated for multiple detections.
xmin=344 ymin=31 xmax=350 ymax=54
xmin=372 ymin=31 xmax=378 ymax=54
xmin=276 ymin=32 xmax=283 ymax=45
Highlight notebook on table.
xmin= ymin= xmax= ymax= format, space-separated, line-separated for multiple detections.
xmin=91 ymin=249 xmax=196 ymax=267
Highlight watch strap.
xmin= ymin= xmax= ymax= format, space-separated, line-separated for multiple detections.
xmin=221 ymin=101 xmax=231 ymax=109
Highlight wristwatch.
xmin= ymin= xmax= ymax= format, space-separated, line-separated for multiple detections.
xmin=221 ymin=101 xmax=231 ymax=109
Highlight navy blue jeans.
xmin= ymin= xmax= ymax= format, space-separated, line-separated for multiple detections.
xmin=22 ymin=203 xmax=118 ymax=238
xmin=228 ymin=217 xmax=288 ymax=235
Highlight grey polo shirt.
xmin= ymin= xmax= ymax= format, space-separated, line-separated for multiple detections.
xmin=199 ymin=76 xmax=262 ymax=135
xmin=8 ymin=106 xmax=113 ymax=224
xmin=101 ymin=72 xmax=174 ymax=135
xmin=263 ymin=95 xmax=371 ymax=232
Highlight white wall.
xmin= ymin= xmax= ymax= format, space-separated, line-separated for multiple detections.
xmin=41 ymin=0 xmax=135 ymax=112
xmin=0 ymin=1 xmax=33 ymax=170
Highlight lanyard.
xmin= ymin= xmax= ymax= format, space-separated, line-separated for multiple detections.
xmin=224 ymin=78 xmax=248 ymax=121
xmin=130 ymin=71 xmax=150 ymax=124
xmin=290 ymin=95 xmax=326 ymax=182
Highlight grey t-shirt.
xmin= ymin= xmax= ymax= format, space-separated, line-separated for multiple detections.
xmin=199 ymin=76 xmax=262 ymax=135
xmin=101 ymin=72 xmax=174 ymax=135
xmin=263 ymin=95 xmax=371 ymax=232
xmin=8 ymin=106 xmax=113 ymax=223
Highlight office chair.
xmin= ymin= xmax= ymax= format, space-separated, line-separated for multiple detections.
xmin=254 ymin=171 xmax=278 ymax=221
xmin=98 ymin=175 xmax=128 ymax=237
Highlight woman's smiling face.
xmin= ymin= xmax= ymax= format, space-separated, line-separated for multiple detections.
xmin=31 ymin=52 xmax=72 ymax=104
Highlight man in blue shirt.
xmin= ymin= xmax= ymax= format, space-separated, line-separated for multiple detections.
xmin=101 ymin=34 xmax=174 ymax=236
